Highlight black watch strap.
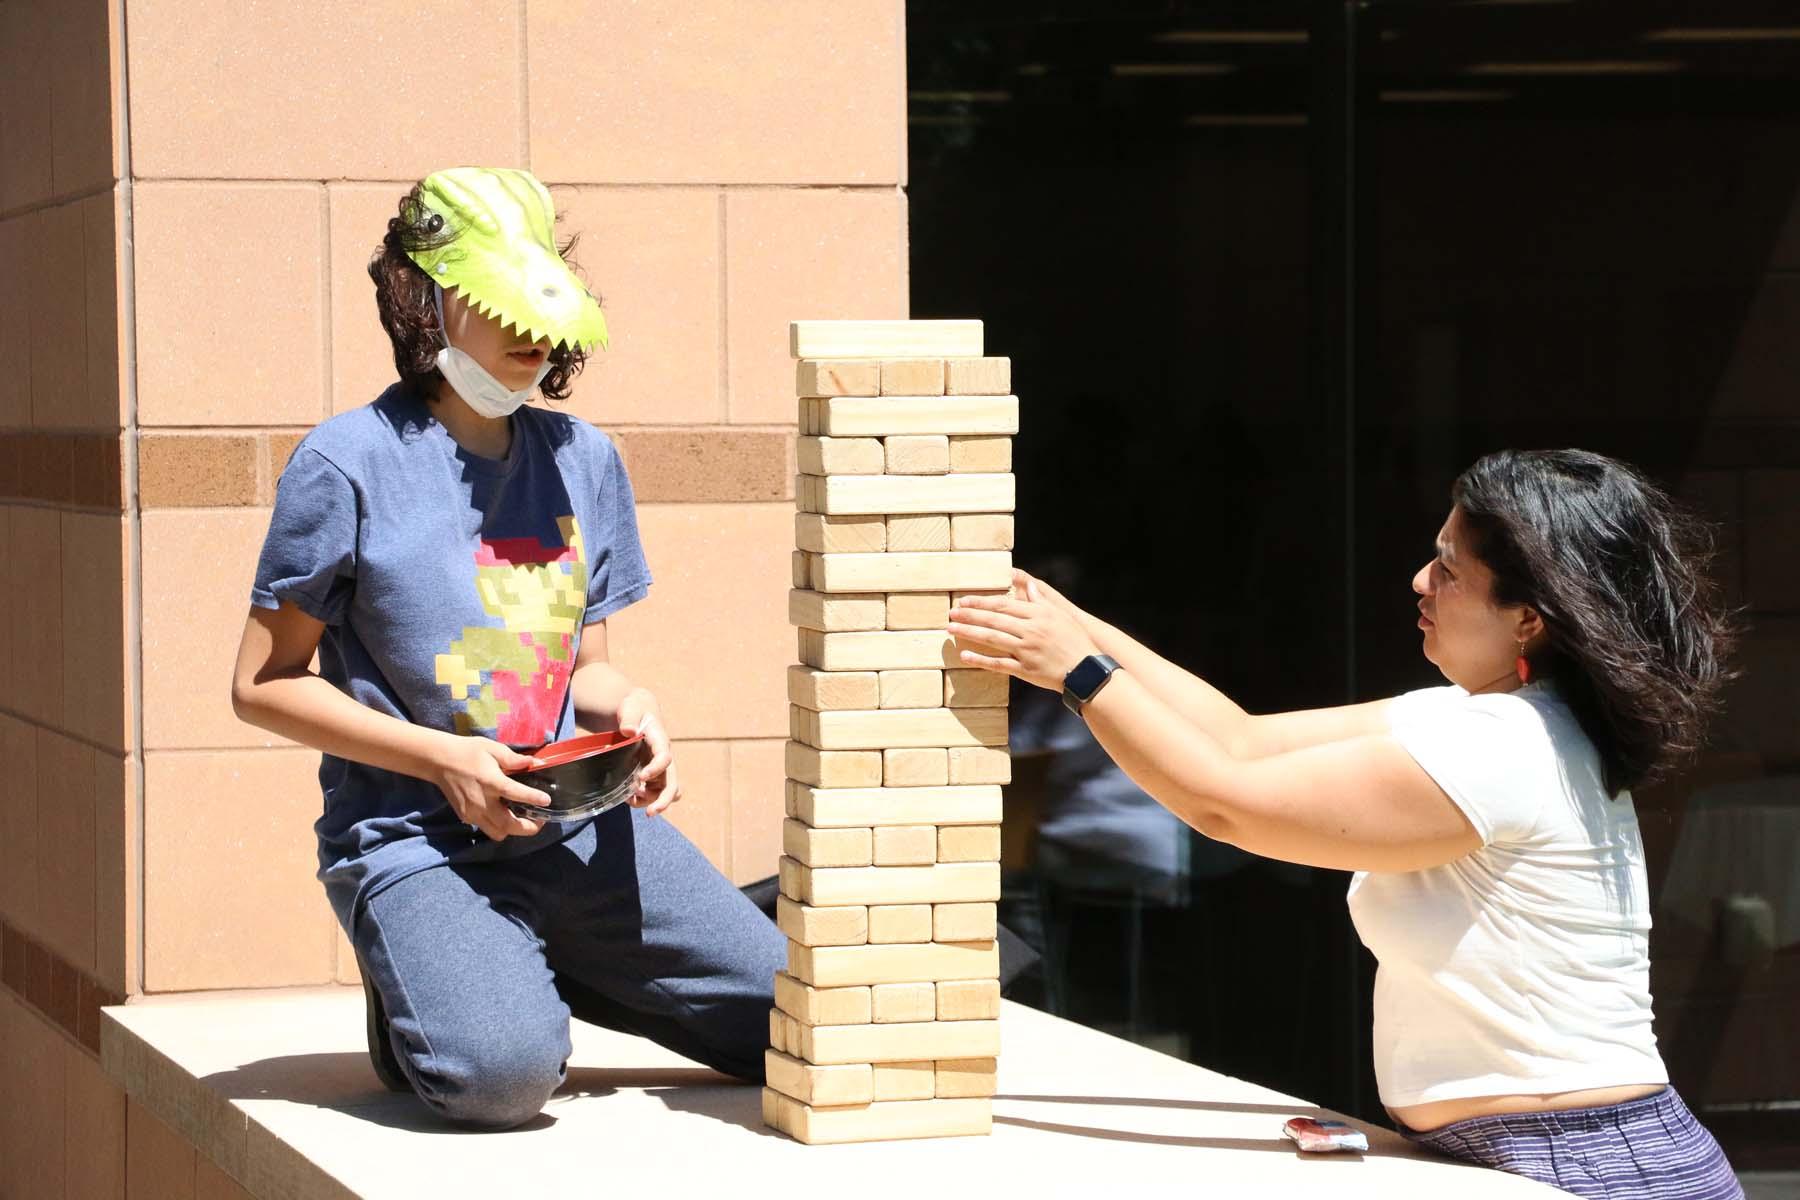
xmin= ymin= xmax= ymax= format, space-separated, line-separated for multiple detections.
xmin=1062 ymin=655 xmax=1120 ymax=716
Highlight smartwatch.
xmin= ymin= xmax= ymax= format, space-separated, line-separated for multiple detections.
xmin=1061 ymin=654 xmax=1121 ymax=716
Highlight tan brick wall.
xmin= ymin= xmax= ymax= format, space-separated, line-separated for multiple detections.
xmin=114 ymin=0 xmax=907 ymax=1003
xmin=3 ymin=0 xmax=907 ymax=1188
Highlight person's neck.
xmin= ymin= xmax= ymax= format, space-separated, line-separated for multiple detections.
xmin=431 ymin=384 xmax=513 ymax=460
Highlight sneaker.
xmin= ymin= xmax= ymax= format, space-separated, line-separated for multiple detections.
xmin=357 ymin=955 xmax=413 ymax=1093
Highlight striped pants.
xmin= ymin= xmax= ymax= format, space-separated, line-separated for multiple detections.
xmin=1405 ymin=1087 xmax=1742 ymax=1199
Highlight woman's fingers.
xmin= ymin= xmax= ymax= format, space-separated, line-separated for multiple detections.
xmin=955 ymin=593 xmax=1030 ymax=618
xmin=948 ymin=619 xmax=1021 ymax=656
xmin=958 ymin=648 xmax=1022 ymax=675
xmin=949 ymin=605 xmax=1032 ymax=639
xmin=645 ymin=769 xmax=682 ymax=817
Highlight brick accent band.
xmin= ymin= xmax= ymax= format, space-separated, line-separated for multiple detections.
xmin=0 ymin=428 xmax=799 ymax=509
xmin=0 ymin=431 xmax=122 ymax=509
xmin=0 ymin=918 xmax=124 ymax=1057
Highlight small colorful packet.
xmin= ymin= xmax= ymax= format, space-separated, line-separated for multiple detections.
xmin=1282 ymin=1117 xmax=1370 ymax=1153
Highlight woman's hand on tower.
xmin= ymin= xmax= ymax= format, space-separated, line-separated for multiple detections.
xmin=619 ymin=690 xmax=681 ymax=817
xmin=950 ymin=573 xmax=1104 ymax=691
xmin=431 ymin=736 xmax=548 ymax=841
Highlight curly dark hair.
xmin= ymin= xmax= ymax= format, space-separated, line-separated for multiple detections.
xmin=1453 ymin=449 xmax=1737 ymax=795
xmin=367 ymin=184 xmax=591 ymax=401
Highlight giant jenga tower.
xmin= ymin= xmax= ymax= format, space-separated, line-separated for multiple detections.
xmin=762 ymin=320 xmax=1015 ymax=1144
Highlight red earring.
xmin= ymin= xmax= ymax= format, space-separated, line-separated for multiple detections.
xmin=1515 ymin=641 xmax=1531 ymax=685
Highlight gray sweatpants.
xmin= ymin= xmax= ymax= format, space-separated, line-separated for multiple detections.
xmin=350 ymin=804 xmax=786 ymax=1129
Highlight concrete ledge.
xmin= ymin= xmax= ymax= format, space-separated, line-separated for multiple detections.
xmin=102 ymin=989 xmax=1558 ymax=1197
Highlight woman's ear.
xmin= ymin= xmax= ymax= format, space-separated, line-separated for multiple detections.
xmin=1516 ymin=605 xmax=1547 ymax=648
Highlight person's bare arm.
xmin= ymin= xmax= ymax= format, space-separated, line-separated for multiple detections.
xmin=229 ymin=601 xmax=546 ymax=840
xmin=1081 ymin=671 xmax=1479 ymax=872
xmin=1027 ymin=573 xmax=1393 ymax=758
xmin=568 ymin=620 xmax=681 ymax=816
xmin=949 ymin=583 xmax=1478 ymax=873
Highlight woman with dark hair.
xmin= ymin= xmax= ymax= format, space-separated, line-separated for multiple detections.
xmin=949 ymin=449 xmax=1740 ymax=1198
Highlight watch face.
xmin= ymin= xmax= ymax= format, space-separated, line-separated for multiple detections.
xmin=1065 ymin=655 xmax=1115 ymax=701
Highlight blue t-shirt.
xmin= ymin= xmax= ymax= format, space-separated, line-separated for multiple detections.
xmin=250 ymin=386 xmax=652 ymax=926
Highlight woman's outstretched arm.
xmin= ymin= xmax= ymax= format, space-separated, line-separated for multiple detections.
xmin=1018 ymin=572 xmax=1394 ymax=759
xmin=950 ymin=582 xmax=1478 ymax=873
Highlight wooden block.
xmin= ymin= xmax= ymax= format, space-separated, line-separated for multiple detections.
xmin=791 ymin=550 xmax=811 ymax=589
xmin=782 ymin=860 xmax=1001 ymax=908
xmin=878 ymin=670 xmax=942 ymax=711
xmin=872 ymin=982 xmax=938 ymax=1024
xmin=785 ymin=741 xmax=883 ymax=788
xmin=884 ymin=514 xmax=952 ymax=554
xmin=867 ymin=904 xmax=933 ymax=943
xmin=950 ymin=513 xmax=1014 ymax=551
xmin=797 ymin=359 xmax=881 ymax=397
xmin=813 ymin=551 xmax=1009 ymax=595
xmin=762 ymin=1085 xmax=782 ymax=1131
xmin=936 ymin=825 xmax=1000 ymax=863
xmin=777 ymin=894 xmax=869 ymax=946
xmin=774 ymin=971 xmax=872 ymax=1026
xmin=947 ymin=746 xmax=1011 ymax=785
xmin=883 ymin=434 xmax=950 ymax=474
xmin=935 ymin=1058 xmax=998 ymax=1099
xmin=933 ymin=902 xmax=998 ymax=943
xmin=770 ymin=1008 xmax=803 ymax=1056
xmin=782 ymin=818 xmax=873 ymax=868
xmin=945 ymin=357 xmax=1011 ymax=395
xmin=883 ymin=747 xmax=948 ymax=787
xmin=794 ymin=1015 xmax=1001 ymax=1064
xmin=943 ymin=668 xmax=1007 ymax=708
xmin=886 ymin=592 xmax=950 ymax=631
xmin=795 ymin=512 xmax=885 ymax=555
xmin=798 ymin=397 xmax=820 ymax=435
xmin=769 ymin=1008 xmax=788 ymax=1055
xmin=817 ymin=473 xmax=1014 ymax=518
xmin=879 ymin=359 xmax=947 ymax=396
xmin=789 ymin=704 xmax=808 ymax=742
xmin=796 ymin=435 xmax=884 ymax=476
xmin=788 ymin=589 xmax=886 ymax=633
xmin=948 ymin=435 xmax=1012 ymax=473
xmin=871 ymin=1061 xmax=936 ymax=1101
xmin=778 ymin=854 xmax=806 ymax=903
xmin=789 ymin=781 xmax=1001 ymax=827
xmin=798 ymin=628 xmax=958 ymax=671
xmin=780 ymin=1097 xmax=991 ymax=1145
xmin=819 ymin=396 xmax=1017 ymax=438
xmin=788 ymin=665 xmax=881 ymax=712
xmin=953 ymin=588 xmax=1012 ymax=605
xmin=770 ymin=1088 xmax=801 ymax=1135
xmin=765 ymin=1049 xmax=874 ymax=1107
xmin=936 ymin=978 xmax=1001 ymax=1021
xmin=790 ymin=320 xmax=983 ymax=360
xmin=800 ymin=707 xmax=1008 ymax=751
xmin=873 ymin=825 xmax=937 ymax=866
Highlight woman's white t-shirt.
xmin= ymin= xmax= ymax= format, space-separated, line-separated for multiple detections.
xmin=1345 ymin=681 xmax=1669 ymax=1108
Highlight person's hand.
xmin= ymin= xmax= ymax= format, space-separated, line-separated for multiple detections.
xmin=619 ymin=690 xmax=681 ymax=817
xmin=431 ymin=736 xmax=548 ymax=841
xmin=949 ymin=576 xmax=1104 ymax=692
xmin=1010 ymin=568 xmax=1093 ymax=629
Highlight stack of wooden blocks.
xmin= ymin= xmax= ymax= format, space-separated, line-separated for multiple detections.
xmin=762 ymin=319 xmax=1015 ymax=1145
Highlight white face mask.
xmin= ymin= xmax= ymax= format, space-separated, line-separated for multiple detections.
xmin=433 ymin=284 xmax=552 ymax=419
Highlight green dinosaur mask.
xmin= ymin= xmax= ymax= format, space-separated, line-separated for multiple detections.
xmin=405 ymin=167 xmax=608 ymax=352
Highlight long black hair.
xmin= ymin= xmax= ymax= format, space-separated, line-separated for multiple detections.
xmin=1453 ymin=449 xmax=1735 ymax=795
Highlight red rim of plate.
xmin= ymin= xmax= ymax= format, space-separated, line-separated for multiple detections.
xmin=520 ymin=730 xmax=645 ymax=772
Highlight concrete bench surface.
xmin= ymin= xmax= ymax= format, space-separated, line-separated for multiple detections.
xmin=102 ymin=988 xmax=1558 ymax=1198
